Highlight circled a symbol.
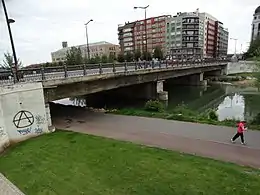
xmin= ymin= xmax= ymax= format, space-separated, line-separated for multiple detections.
xmin=13 ymin=110 xmax=34 ymax=128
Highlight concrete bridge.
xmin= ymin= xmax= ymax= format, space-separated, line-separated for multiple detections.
xmin=0 ymin=60 xmax=228 ymax=152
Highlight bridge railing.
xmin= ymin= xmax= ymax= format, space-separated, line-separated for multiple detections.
xmin=0 ymin=59 xmax=228 ymax=85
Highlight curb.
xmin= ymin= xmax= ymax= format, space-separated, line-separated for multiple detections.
xmin=0 ymin=173 xmax=25 ymax=195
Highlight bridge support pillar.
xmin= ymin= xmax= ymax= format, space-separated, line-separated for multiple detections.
xmin=157 ymin=80 xmax=168 ymax=101
xmin=189 ymin=73 xmax=207 ymax=86
xmin=0 ymin=83 xmax=54 ymax=153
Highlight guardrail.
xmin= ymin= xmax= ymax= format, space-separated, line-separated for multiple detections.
xmin=0 ymin=59 xmax=228 ymax=85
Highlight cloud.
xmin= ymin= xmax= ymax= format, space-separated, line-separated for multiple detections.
xmin=0 ymin=0 xmax=259 ymax=64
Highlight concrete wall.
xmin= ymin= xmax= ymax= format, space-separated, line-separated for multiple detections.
xmin=0 ymin=83 xmax=51 ymax=152
xmin=227 ymin=61 xmax=257 ymax=75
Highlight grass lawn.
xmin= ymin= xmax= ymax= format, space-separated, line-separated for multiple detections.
xmin=1 ymin=131 xmax=260 ymax=195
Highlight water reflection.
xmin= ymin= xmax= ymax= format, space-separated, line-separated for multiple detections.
xmin=217 ymin=94 xmax=245 ymax=121
xmin=52 ymin=84 xmax=260 ymax=122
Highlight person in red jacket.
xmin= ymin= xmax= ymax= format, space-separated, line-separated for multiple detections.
xmin=231 ymin=121 xmax=247 ymax=145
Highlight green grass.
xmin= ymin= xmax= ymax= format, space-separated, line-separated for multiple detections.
xmin=1 ymin=131 xmax=260 ymax=195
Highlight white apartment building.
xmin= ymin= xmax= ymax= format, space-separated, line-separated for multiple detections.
xmin=251 ymin=6 xmax=260 ymax=41
xmin=166 ymin=9 xmax=228 ymax=59
xmin=51 ymin=41 xmax=120 ymax=62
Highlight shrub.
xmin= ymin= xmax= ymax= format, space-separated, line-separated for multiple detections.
xmin=144 ymin=100 xmax=164 ymax=112
xmin=171 ymin=104 xmax=196 ymax=116
xmin=251 ymin=113 xmax=260 ymax=125
xmin=208 ymin=109 xmax=218 ymax=121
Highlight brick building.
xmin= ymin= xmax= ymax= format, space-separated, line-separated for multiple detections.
xmin=118 ymin=15 xmax=171 ymax=55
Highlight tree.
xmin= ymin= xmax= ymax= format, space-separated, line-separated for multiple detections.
xmin=125 ymin=52 xmax=134 ymax=62
xmin=101 ymin=55 xmax=108 ymax=63
xmin=153 ymin=46 xmax=164 ymax=60
xmin=0 ymin=52 xmax=22 ymax=70
xmin=134 ymin=49 xmax=142 ymax=61
xmin=66 ymin=47 xmax=83 ymax=65
xmin=245 ymin=37 xmax=260 ymax=59
xmin=142 ymin=51 xmax=152 ymax=61
xmin=117 ymin=52 xmax=125 ymax=62
xmin=108 ymin=52 xmax=116 ymax=63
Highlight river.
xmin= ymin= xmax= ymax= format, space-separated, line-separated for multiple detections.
xmin=52 ymin=83 xmax=260 ymax=122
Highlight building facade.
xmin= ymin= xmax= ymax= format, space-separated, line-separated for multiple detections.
xmin=51 ymin=41 xmax=120 ymax=62
xmin=118 ymin=15 xmax=171 ymax=55
xmin=251 ymin=6 xmax=260 ymax=42
xmin=118 ymin=22 xmax=136 ymax=54
xmin=166 ymin=9 xmax=228 ymax=59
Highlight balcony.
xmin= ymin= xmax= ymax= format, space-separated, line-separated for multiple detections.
xmin=182 ymin=25 xmax=199 ymax=30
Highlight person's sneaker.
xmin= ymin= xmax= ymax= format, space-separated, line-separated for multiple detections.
xmin=231 ymin=139 xmax=235 ymax=143
xmin=241 ymin=142 xmax=246 ymax=145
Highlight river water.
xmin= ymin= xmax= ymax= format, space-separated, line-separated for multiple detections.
xmin=52 ymin=83 xmax=260 ymax=122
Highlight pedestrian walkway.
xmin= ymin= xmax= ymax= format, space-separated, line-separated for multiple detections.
xmin=53 ymin=110 xmax=260 ymax=168
xmin=0 ymin=173 xmax=24 ymax=195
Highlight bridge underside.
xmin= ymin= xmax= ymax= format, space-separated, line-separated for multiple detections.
xmin=43 ymin=64 xmax=227 ymax=103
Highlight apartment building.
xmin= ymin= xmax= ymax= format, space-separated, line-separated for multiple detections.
xmin=51 ymin=41 xmax=120 ymax=62
xmin=251 ymin=6 xmax=260 ymax=41
xmin=118 ymin=22 xmax=136 ymax=54
xmin=118 ymin=15 xmax=171 ymax=55
xmin=214 ymin=21 xmax=229 ymax=58
xmin=166 ymin=9 xmax=229 ymax=59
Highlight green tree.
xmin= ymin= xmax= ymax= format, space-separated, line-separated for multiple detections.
xmin=108 ymin=53 xmax=116 ymax=63
xmin=142 ymin=51 xmax=152 ymax=61
xmin=245 ymin=37 xmax=260 ymax=59
xmin=153 ymin=46 xmax=164 ymax=60
xmin=125 ymin=52 xmax=134 ymax=62
xmin=101 ymin=55 xmax=108 ymax=63
xmin=66 ymin=47 xmax=83 ymax=65
xmin=117 ymin=52 xmax=125 ymax=62
xmin=0 ymin=52 xmax=22 ymax=70
xmin=134 ymin=49 xmax=142 ymax=61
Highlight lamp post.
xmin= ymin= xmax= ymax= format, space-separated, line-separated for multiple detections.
xmin=1 ymin=0 xmax=19 ymax=82
xmin=230 ymin=37 xmax=238 ymax=56
xmin=134 ymin=5 xmax=149 ymax=61
xmin=84 ymin=19 xmax=93 ymax=60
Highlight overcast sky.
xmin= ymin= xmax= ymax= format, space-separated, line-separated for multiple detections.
xmin=0 ymin=0 xmax=259 ymax=65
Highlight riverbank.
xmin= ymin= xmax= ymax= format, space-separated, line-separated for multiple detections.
xmin=209 ymin=72 xmax=256 ymax=87
xmin=1 ymin=130 xmax=260 ymax=195
xmin=107 ymin=102 xmax=260 ymax=130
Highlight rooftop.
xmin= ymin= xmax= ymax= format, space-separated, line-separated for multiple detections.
xmin=52 ymin=41 xmax=118 ymax=53
xmin=255 ymin=6 xmax=260 ymax=14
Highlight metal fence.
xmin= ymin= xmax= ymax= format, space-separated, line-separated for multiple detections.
xmin=0 ymin=59 xmax=228 ymax=85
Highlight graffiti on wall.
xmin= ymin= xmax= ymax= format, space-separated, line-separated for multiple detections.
xmin=13 ymin=111 xmax=45 ymax=136
xmin=13 ymin=110 xmax=34 ymax=128
xmin=35 ymin=115 xmax=45 ymax=125
xmin=0 ymin=127 xmax=7 ymax=138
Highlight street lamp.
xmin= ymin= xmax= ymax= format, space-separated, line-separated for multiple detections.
xmin=1 ymin=0 xmax=19 ymax=82
xmin=230 ymin=37 xmax=238 ymax=56
xmin=84 ymin=19 xmax=93 ymax=60
xmin=134 ymin=5 xmax=149 ymax=61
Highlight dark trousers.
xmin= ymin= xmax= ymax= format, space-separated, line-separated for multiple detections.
xmin=232 ymin=132 xmax=244 ymax=143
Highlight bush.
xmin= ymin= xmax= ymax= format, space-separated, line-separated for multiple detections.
xmin=208 ymin=109 xmax=218 ymax=121
xmin=251 ymin=113 xmax=260 ymax=125
xmin=144 ymin=100 xmax=164 ymax=112
xmin=171 ymin=104 xmax=196 ymax=116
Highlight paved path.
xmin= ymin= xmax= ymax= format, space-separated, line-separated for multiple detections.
xmin=0 ymin=173 xmax=24 ymax=195
xmin=53 ymin=109 xmax=260 ymax=168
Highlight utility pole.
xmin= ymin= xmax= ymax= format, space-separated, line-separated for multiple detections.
xmin=1 ymin=0 xmax=19 ymax=82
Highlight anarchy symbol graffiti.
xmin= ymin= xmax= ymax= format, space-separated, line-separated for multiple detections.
xmin=13 ymin=110 xmax=34 ymax=128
